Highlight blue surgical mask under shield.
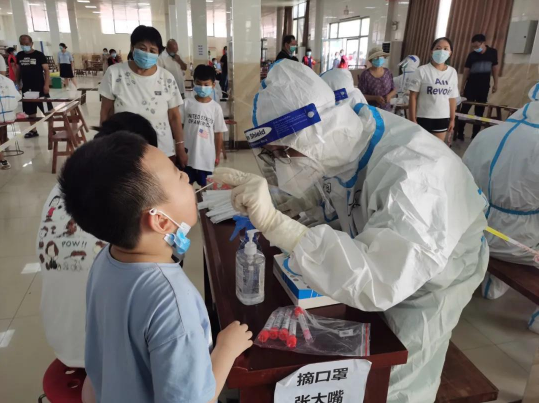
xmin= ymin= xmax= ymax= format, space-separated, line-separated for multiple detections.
xmin=21 ymin=45 xmax=31 ymax=52
xmin=149 ymin=208 xmax=191 ymax=254
xmin=194 ymin=85 xmax=213 ymax=98
xmin=133 ymin=48 xmax=158 ymax=69
xmin=372 ymin=57 xmax=385 ymax=67
xmin=474 ymin=47 xmax=483 ymax=53
xmin=111 ymin=52 xmax=117 ymax=58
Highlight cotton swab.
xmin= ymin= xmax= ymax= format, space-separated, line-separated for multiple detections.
xmin=195 ymin=182 xmax=215 ymax=193
xmin=486 ymin=226 xmax=539 ymax=263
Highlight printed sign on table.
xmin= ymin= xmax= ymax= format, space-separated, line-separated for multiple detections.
xmin=274 ymin=359 xmax=371 ymax=403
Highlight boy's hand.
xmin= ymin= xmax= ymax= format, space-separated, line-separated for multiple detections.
xmin=176 ymin=146 xmax=188 ymax=168
xmin=215 ymin=157 xmax=220 ymax=166
xmin=216 ymin=321 xmax=253 ymax=358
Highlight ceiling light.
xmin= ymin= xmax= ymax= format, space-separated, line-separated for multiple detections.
xmin=85 ymin=5 xmax=97 ymax=8
xmin=138 ymin=2 xmax=150 ymax=5
xmin=28 ymin=3 xmax=40 ymax=6
xmin=93 ymin=11 xmax=100 ymax=13
xmin=398 ymin=1 xmax=409 ymax=3
xmin=365 ymin=6 xmax=376 ymax=9
xmin=77 ymin=0 xmax=91 ymax=2
xmin=7 ymin=11 xmax=12 ymax=14
xmin=206 ymin=0 xmax=214 ymax=2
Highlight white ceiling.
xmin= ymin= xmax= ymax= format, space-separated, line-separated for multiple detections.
xmin=0 ymin=0 xmax=301 ymax=19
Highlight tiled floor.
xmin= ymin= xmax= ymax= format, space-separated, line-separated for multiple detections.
xmin=0 ymin=77 xmax=536 ymax=402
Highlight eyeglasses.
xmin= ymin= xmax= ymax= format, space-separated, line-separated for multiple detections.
xmin=258 ymin=147 xmax=291 ymax=168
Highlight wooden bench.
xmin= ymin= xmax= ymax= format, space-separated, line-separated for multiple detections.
xmin=47 ymin=101 xmax=88 ymax=173
xmin=79 ymin=87 xmax=100 ymax=105
xmin=487 ymin=258 xmax=539 ymax=305
xmin=436 ymin=342 xmax=499 ymax=402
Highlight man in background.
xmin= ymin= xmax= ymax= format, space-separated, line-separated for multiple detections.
xmin=276 ymin=35 xmax=298 ymax=62
xmin=220 ymin=46 xmax=228 ymax=95
xmin=457 ymin=34 xmax=499 ymax=140
xmin=157 ymin=39 xmax=187 ymax=98
xmin=16 ymin=34 xmax=52 ymax=138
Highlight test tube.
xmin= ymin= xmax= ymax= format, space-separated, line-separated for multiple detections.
xmin=286 ymin=316 xmax=298 ymax=348
xmin=270 ymin=308 xmax=286 ymax=339
xmin=279 ymin=309 xmax=293 ymax=341
xmin=294 ymin=307 xmax=313 ymax=343
xmin=258 ymin=309 xmax=279 ymax=343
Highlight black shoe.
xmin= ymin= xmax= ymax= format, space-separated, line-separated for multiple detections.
xmin=24 ymin=130 xmax=39 ymax=139
xmin=457 ymin=134 xmax=465 ymax=141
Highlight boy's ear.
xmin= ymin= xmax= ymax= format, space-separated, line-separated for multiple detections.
xmin=212 ymin=81 xmax=216 ymax=88
xmin=146 ymin=210 xmax=175 ymax=235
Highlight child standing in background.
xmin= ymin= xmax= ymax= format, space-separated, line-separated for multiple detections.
xmin=181 ymin=64 xmax=228 ymax=186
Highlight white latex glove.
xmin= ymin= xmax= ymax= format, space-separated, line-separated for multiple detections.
xmin=212 ymin=167 xmax=309 ymax=252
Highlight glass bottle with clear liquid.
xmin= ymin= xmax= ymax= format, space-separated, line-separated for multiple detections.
xmin=236 ymin=229 xmax=265 ymax=305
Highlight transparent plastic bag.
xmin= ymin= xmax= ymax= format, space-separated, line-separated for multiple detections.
xmin=255 ymin=306 xmax=370 ymax=357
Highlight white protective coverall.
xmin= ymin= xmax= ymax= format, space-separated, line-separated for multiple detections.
xmin=320 ymin=68 xmax=368 ymax=106
xmin=463 ymin=82 xmax=539 ymax=333
xmin=214 ymin=59 xmax=489 ymax=402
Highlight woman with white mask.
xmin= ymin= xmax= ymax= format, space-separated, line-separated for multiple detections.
xmin=408 ymin=37 xmax=459 ymax=144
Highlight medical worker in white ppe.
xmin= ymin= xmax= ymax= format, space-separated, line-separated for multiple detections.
xmin=463 ymin=82 xmax=539 ymax=334
xmin=320 ymin=68 xmax=367 ymax=106
xmin=213 ymin=59 xmax=489 ymax=402
xmin=393 ymin=55 xmax=420 ymax=105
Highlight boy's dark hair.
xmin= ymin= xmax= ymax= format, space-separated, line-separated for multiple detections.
xmin=109 ymin=49 xmax=116 ymax=54
xmin=131 ymin=25 xmax=163 ymax=52
xmin=7 ymin=47 xmax=15 ymax=54
xmin=306 ymin=48 xmax=312 ymax=52
xmin=431 ymin=37 xmax=453 ymax=51
xmin=19 ymin=34 xmax=32 ymax=43
xmin=194 ymin=64 xmax=216 ymax=82
xmin=103 ymin=48 xmax=108 ymax=51
xmin=93 ymin=112 xmax=158 ymax=147
xmin=59 ymin=43 xmax=67 ymax=49
xmin=283 ymin=34 xmax=295 ymax=47
xmin=471 ymin=34 xmax=486 ymax=43
xmin=59 ymin=133 xmax=168 ymax=250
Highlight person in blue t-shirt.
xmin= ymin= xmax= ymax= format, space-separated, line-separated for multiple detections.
xmin=59 ymin=131 xmax=253 ymax=402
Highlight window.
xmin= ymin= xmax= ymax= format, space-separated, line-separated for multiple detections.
xmin=100 ymin=2 xmax=152 ymax=35
xmin=26 ymin=0 xmax=49 ymax=32
xmin=328 ymin=17 xmax=370 ymax=70
xmin=435 ymin=0 xmax=452 ymax=38
xmin=292 ymin=2 xmax=306 ymax=45
xmin=57 ymin=1 xmax=70 ymax=33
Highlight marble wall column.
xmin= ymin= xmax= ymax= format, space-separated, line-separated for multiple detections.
xmin=10 ymin=0 xmax=28 ymax=40
xmin=231 ymin=0 xmax=261 ymax=143
xmin=191 ymin=0 xmax=207 ymax=68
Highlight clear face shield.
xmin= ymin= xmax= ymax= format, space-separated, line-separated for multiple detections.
xmin=244 ymin=103 xmax=328 ymax=218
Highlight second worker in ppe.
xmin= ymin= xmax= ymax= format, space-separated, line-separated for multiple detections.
xmin=463 ymin=82 xmax=539 ymax=334
xmin=213 ymin=59 xmax=489 ymax=403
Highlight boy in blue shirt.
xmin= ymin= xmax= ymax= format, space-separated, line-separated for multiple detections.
xmin=59 ymin=132 xmax=253 ymax=402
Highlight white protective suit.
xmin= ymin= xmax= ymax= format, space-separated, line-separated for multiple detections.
xmin=215 ymin=60 xmax=489 ymax=402
xmin=320 ymin=68 xmax=368 ymax=107
xmin=463 ymin=82 xmax=539 ymax=333
xmin=392 ymin=55 xmax=420 ymax=106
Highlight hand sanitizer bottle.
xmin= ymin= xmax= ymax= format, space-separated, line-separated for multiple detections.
xmin=236 ymin=229 xmax=265 ymax=305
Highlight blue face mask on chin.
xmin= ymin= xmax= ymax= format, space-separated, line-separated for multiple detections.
xmin=194 ymin=85 xmax=213 ymax=98
xmin=149 ymin=208 xmax=191 ymax=255
xmin=133 ymin=48 xmax=158 ymax=70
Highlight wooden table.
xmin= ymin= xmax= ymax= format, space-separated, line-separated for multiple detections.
xmin=199 ymin=203 xmax=408 ymax=403
xmin=487 ymin=258 xmax=539 ymax=305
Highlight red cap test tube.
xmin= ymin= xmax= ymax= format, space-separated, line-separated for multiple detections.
xmin=294 ymin=307 xmax=313 ymax=343
xmin=279 ymin=309 xmax=293 ymax=341
xmin=258 ymin=309 xmax=279 ymax=343
xmin=286 ymin=316 xmax=298 ymax=348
